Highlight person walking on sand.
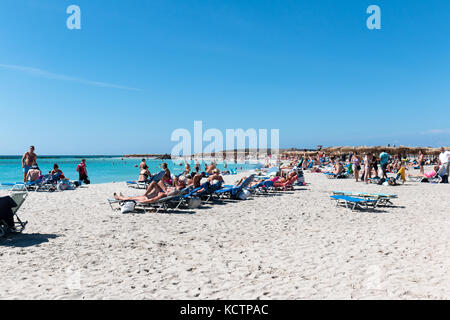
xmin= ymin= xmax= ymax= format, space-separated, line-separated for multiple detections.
xmin=76 ymin=159 xmax=90 ymax=184
xmin=379 ymin=150 xmax=389 ymax=180
xmin=21 ymin=145 xmax=37 ymax=182
xmin=438 ymin=147 xmax=450 ymax=183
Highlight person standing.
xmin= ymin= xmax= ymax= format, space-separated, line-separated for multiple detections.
xmin=438 ymin=147 xmax=450 ymax=183
xmin=195 ymin=160 xmax=200 ymax=173
xmin=379 ymin=150 xmax=389 ymax=180
xmin=418 ymin=150 xmax=425 ymax=175
xmin=351 ymin=152 xmax=361 ymax=182
xmin=76 ymin=159 xmax=90 ymax=184
xmin=21 ymin=146 xmax=37 ymax=182
xmin=364 ymin=153 xmax=373 ymax=184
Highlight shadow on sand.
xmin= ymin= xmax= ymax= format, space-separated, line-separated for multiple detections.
xmin=0 ymin=233 xmax=59 ymax=248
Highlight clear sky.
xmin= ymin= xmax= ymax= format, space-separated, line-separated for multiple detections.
xmin=1 ymin=0 xmax=449 ymax=155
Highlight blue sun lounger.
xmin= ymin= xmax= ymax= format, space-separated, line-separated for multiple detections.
xmin=249 ymin=179 xmax=274 ymax=194
xmin=215 ymin=174 xmax=255 ymax=199
xmin=332 ymin=191 xmax=397 ymax=206
xmin=190 ymin=181 xmax=224 ymax=202
xmin=330 ymin=195 xmax=379 ymax=211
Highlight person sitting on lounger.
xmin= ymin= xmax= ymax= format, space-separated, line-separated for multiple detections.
xmin=332 ymin=161 xmax=344 ymax=176
xmin=206 ymin=162 xmax=217 ymax=175
xmin=189 ymin=172 xmax=206 ymax=188
xmin=26 ymin=165 xmax=41 ymax=182
xmin=184 ymin=160 xmax=191 ymax=176
xmin=139 ymin=164 xmax=151 ymax=182
xmin=51 ymin=164 xmax=66 ymax=180
xmin=206 ymin=169 xmax=224 ymax=184
xmin=161 ymin=162 xmax=172 ymax=185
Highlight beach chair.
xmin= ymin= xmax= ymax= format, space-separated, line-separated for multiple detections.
xmin=330 ymin=195 xmax=379 ymax=211
xmin=188 ymin=181 xmax=223 ymax=202
xmin=126 ymin=170 xmax=165 ymax=189
xmin=215 ymin=175 xmax=255 ymax=199
xmin=272 ymin=175 xmax=298 ymax=191
xmin=0 ymin=192 xmax=28 ymax=237
xmin=324 ymin=172 xmax=348 ymax=179
xmin=108 ymin=187 xmax=194 ymax=214
xmin=332 ymin=191 xmax=397 ymax=206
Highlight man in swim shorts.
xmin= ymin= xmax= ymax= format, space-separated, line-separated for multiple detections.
xmin=22 ymin=146 xmax=37 ymax=182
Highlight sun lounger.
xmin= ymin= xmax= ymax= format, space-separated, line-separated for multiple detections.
xmin=0 ymin=192 xmax=28 ymax=237
xmin=272 ymin=175 xmax=298 ymax=191
xmin=330 ymin=195 xmax=379 ymax=211
xmin=249 ymin=179 xmax=274 ymax=194
xmin=192 ymin=181 xmax=224 ymax=202
xmin=332 ymin=191 xmax=397 ymax=206
xmin=324 ymin=172 xmax=348 ymax=179
xmin=215 ymin=175 xmax=255 ymax=199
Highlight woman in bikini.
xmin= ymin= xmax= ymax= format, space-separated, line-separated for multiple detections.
xmin=351 ymin=152 xmax=361 ymax=182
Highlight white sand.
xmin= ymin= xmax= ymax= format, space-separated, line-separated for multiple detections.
xmin=0 ymin=169 xmax=449 ymax=299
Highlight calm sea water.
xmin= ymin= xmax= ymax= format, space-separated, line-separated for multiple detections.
xmin=0 ymin=156 xmax=261 ymax=186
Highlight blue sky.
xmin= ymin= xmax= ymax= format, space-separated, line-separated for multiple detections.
xmin=0 ymin=0 xmax=449 ymax=155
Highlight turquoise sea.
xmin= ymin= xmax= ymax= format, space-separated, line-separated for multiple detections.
xmin=0 ymin=156 xmax=261 ymax=186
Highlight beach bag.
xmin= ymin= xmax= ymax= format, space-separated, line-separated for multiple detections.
xmin=387 ymin=177 xmax=397 ymax=186
xmin=237 ymin=189 xmax=251 ymax=200
xmin=120 ymin=201 xmax=136 ymax=214
xmin=57 ymin=180 xmax=74 ymax=191
xmin=187 ymin=197 xmax=201 ymax=209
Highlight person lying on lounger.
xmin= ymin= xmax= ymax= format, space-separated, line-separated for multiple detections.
xmin=407 ymin=166 xmax=439 ymax=179
xmin=113 ymin=179 xmax=185 ymax=204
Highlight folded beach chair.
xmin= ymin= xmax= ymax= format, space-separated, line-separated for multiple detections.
xmin=330 ymin=195 xmax=379 ymax=211
xmin=332 ymin=191 xmax=397 ymax=206
xmin=215 ymin=175 xmax=255 ymax=199
xmin=0 ymin=192 xmax=28 ymax=237
xmin=126 ymin=170 xmax=165 ymax=189
xmin=324 ymin=172 xmax=348 ymax=179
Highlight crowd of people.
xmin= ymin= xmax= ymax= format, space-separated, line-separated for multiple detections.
xmin=114 ymin=159 xmax=230 ymax=204
xmin=21 ymin=146 xmax=90 ymax=185
xmin=281 ymin=147 xmax=450 ymax=184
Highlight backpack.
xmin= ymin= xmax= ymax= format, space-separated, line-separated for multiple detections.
xmin=377 ymin=178 xmax=386 ymax=185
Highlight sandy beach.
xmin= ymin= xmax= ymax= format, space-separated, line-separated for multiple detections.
xmin=1 ymin=169 xmax=449 ymax=300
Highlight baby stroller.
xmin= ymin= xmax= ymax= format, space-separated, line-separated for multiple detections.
xmin=0 ymin=192 xmax=28 ymax=237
